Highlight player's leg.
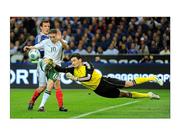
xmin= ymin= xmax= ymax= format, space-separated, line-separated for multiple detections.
xmin=119 ymin=90 xmax=160 ymax=99
xmin=103 ymin=76 xmax=161 ymax=88
xmin=120 ymin=75 xmax=164 ymax=88
xmin=38 ymin=67 xmax=60 ymax=111
xmin=28 ymin=86 xmax=46 ymax=110
xmin=94 ymin=77 xmax=121 ymax=98
xmin=114 ymin=77 xmax=161 ymax=99
xmin=125 ymin=75 xmax=163 ymax=87
xmin=115 ymin=79 xmax=160 ymax=99
xmin=94 ymin=85 xmax=160 ymax=99
xmin=100 ymin=77 xmax=160 ymax=99
xmin=54 ymin=79 xmax=68 ymax=112
xmin=38 ymin=79 xmax=54 ymax=112
xmin=28 ymin=65 xmax=47 ymax=110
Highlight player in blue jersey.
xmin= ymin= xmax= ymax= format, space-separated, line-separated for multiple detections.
xmin=34 ymin=20 xmax=49 ymax=57
xmin=27 ymin=20 xmax=67 ymax=112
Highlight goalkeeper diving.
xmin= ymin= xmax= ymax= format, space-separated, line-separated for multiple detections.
xmin=43 ymin=53 xmax=163 ymax=99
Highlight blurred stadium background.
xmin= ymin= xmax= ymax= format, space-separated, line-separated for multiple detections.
xmin=10 ymin=17 xmax=170 ymax=118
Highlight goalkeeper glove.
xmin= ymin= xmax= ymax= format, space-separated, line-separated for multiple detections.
xmin=66 ymin=72 xmax=78 ymax=81
xmin=44 ymin=58 xmax=54 ymax=66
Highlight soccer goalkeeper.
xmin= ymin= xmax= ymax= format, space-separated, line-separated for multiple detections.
xmin=44 ymin=53 xmax=163 ymax=99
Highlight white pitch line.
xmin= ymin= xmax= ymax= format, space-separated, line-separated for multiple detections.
xmin=71 ymin=100 xmax=141 ymax=118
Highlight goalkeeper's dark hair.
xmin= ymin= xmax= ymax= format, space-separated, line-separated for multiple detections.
xmin=70 ymin=53 xmax=84 ymax=61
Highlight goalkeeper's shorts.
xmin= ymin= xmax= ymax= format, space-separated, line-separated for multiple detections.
xmin=94 ymin=76 xmax=126 ymax=98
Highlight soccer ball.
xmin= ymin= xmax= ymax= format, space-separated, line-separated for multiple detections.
xmin=28 ymin=49 xmax=41 ymax=61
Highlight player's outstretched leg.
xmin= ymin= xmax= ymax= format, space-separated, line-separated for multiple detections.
xmin=147 ymin=92 xmax=160 ymax=99
xmin=153 ymin=76 xmax=164 ymax=86
xmin=28 ymin=86 xmax=46 ymax=110
xmin=131 ymin=91 xmax=160 ymax=99
xmin=124 ymin=75 xmax=164 ymax=88
xmin=119 ymin=90 xmax=160 ymax=100
xmin=133 ymin=75 xmax=163 ymax=86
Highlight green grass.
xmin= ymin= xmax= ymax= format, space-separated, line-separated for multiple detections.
xmin=10 ymin=89 xmax=170 ymax=119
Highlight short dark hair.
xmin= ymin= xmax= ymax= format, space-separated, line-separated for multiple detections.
xmin=70 ymin=53 xmax=83 ymax=60
xmin=49 ymin=29 xmax=57 ymax=34
xmin=40 ymin=20 xmax=50 ymax=27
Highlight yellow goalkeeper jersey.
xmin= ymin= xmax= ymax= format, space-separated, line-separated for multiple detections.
xmin=54 ymin=61 xmax=102 ymax=90
xmin=73 ymin=62 xmax=102 ymax=90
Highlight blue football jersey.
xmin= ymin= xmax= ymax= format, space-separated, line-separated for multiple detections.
xmin=34 ymin=33 xmax=49 ymax=57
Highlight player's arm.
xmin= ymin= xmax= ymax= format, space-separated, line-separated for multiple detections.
xmin=54 ymin=65 xmax=80 ymax=81
xmin=54 ymin=64 xmax=74 ymax=74
xmin=60 ymin=62 xmax=94 ymax=82
xmin=59 ymin=39 xmax=69 ymax=50
xmin=44 ymin=58 xmax=82 ymax=81
xmin=44 ymin=58 xmax=74 ymax=73
xmin=77 ymin=62 xmax=94 ymax=82
xmin=35 ymin=34 xmax=41 ymax=44
xmin=56 ymin=29 xmax=69 ymax=50
xmin=44 ymin=58 xmax=79 ymax=80
xmin=23 ymin=40 xmax=45 ymax=52
xmin=23 ymin=46 xmax=36 ymax=51
xmin=56 ymin=62 xmax=94 ymax=82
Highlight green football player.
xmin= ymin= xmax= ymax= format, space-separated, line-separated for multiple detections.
xmin=37 ymin=58 xmax=62 ymax=111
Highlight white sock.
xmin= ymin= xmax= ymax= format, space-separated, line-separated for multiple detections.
xmin=39 ymin=91 xmax=50 ymax=108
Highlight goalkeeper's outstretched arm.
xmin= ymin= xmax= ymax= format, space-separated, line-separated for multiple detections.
xmin=54 ymin=64 xmax=74 ymax=74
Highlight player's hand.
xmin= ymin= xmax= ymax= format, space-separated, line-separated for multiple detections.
xmin=44 ymin=58 xmax=54 ymax=65
xmin=66 ymin=72 xmax=78 ymax=81
xmin=56 ymin=29 xmax=62 ymax=41
xmin=23 ymin=46 xmax=30 ymax=52
xmin=23 ymin=46 xmax=34 ymax=52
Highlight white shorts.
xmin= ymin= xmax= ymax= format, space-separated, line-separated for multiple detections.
xmin=37 ymin=59 xmax=61 ymax=86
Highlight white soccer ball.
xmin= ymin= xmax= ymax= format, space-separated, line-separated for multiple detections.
xmin=28 ymin=49 xmax=41 ymax=61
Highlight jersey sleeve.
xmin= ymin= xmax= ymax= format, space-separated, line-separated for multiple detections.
xmin=78 ymin=62 xmax=94 ymax=82
xmin=54 ymin=65 xmax=74 ymax=74
xmin=34 ymin=39 xmax=47 ymax=49
xmin=35 ymin=34 xmax=49 ymax=44
xmin=35 ymin=35 xmax=41 ymax=44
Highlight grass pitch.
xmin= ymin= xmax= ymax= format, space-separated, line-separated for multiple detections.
xmin=10 ymin=89 xmax=170 ymax=118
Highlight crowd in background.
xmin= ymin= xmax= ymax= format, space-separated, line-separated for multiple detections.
xmin=10 ymin=17 xmax=170 ymax=63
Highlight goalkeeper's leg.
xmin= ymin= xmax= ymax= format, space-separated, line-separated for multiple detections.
xmin=125 ymin=75 xmax=163 ymax=87
xmin=119 ymin=90 xmax=160 ymax=99
xmin=104 ymin=75 xmax=163 ymax=89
